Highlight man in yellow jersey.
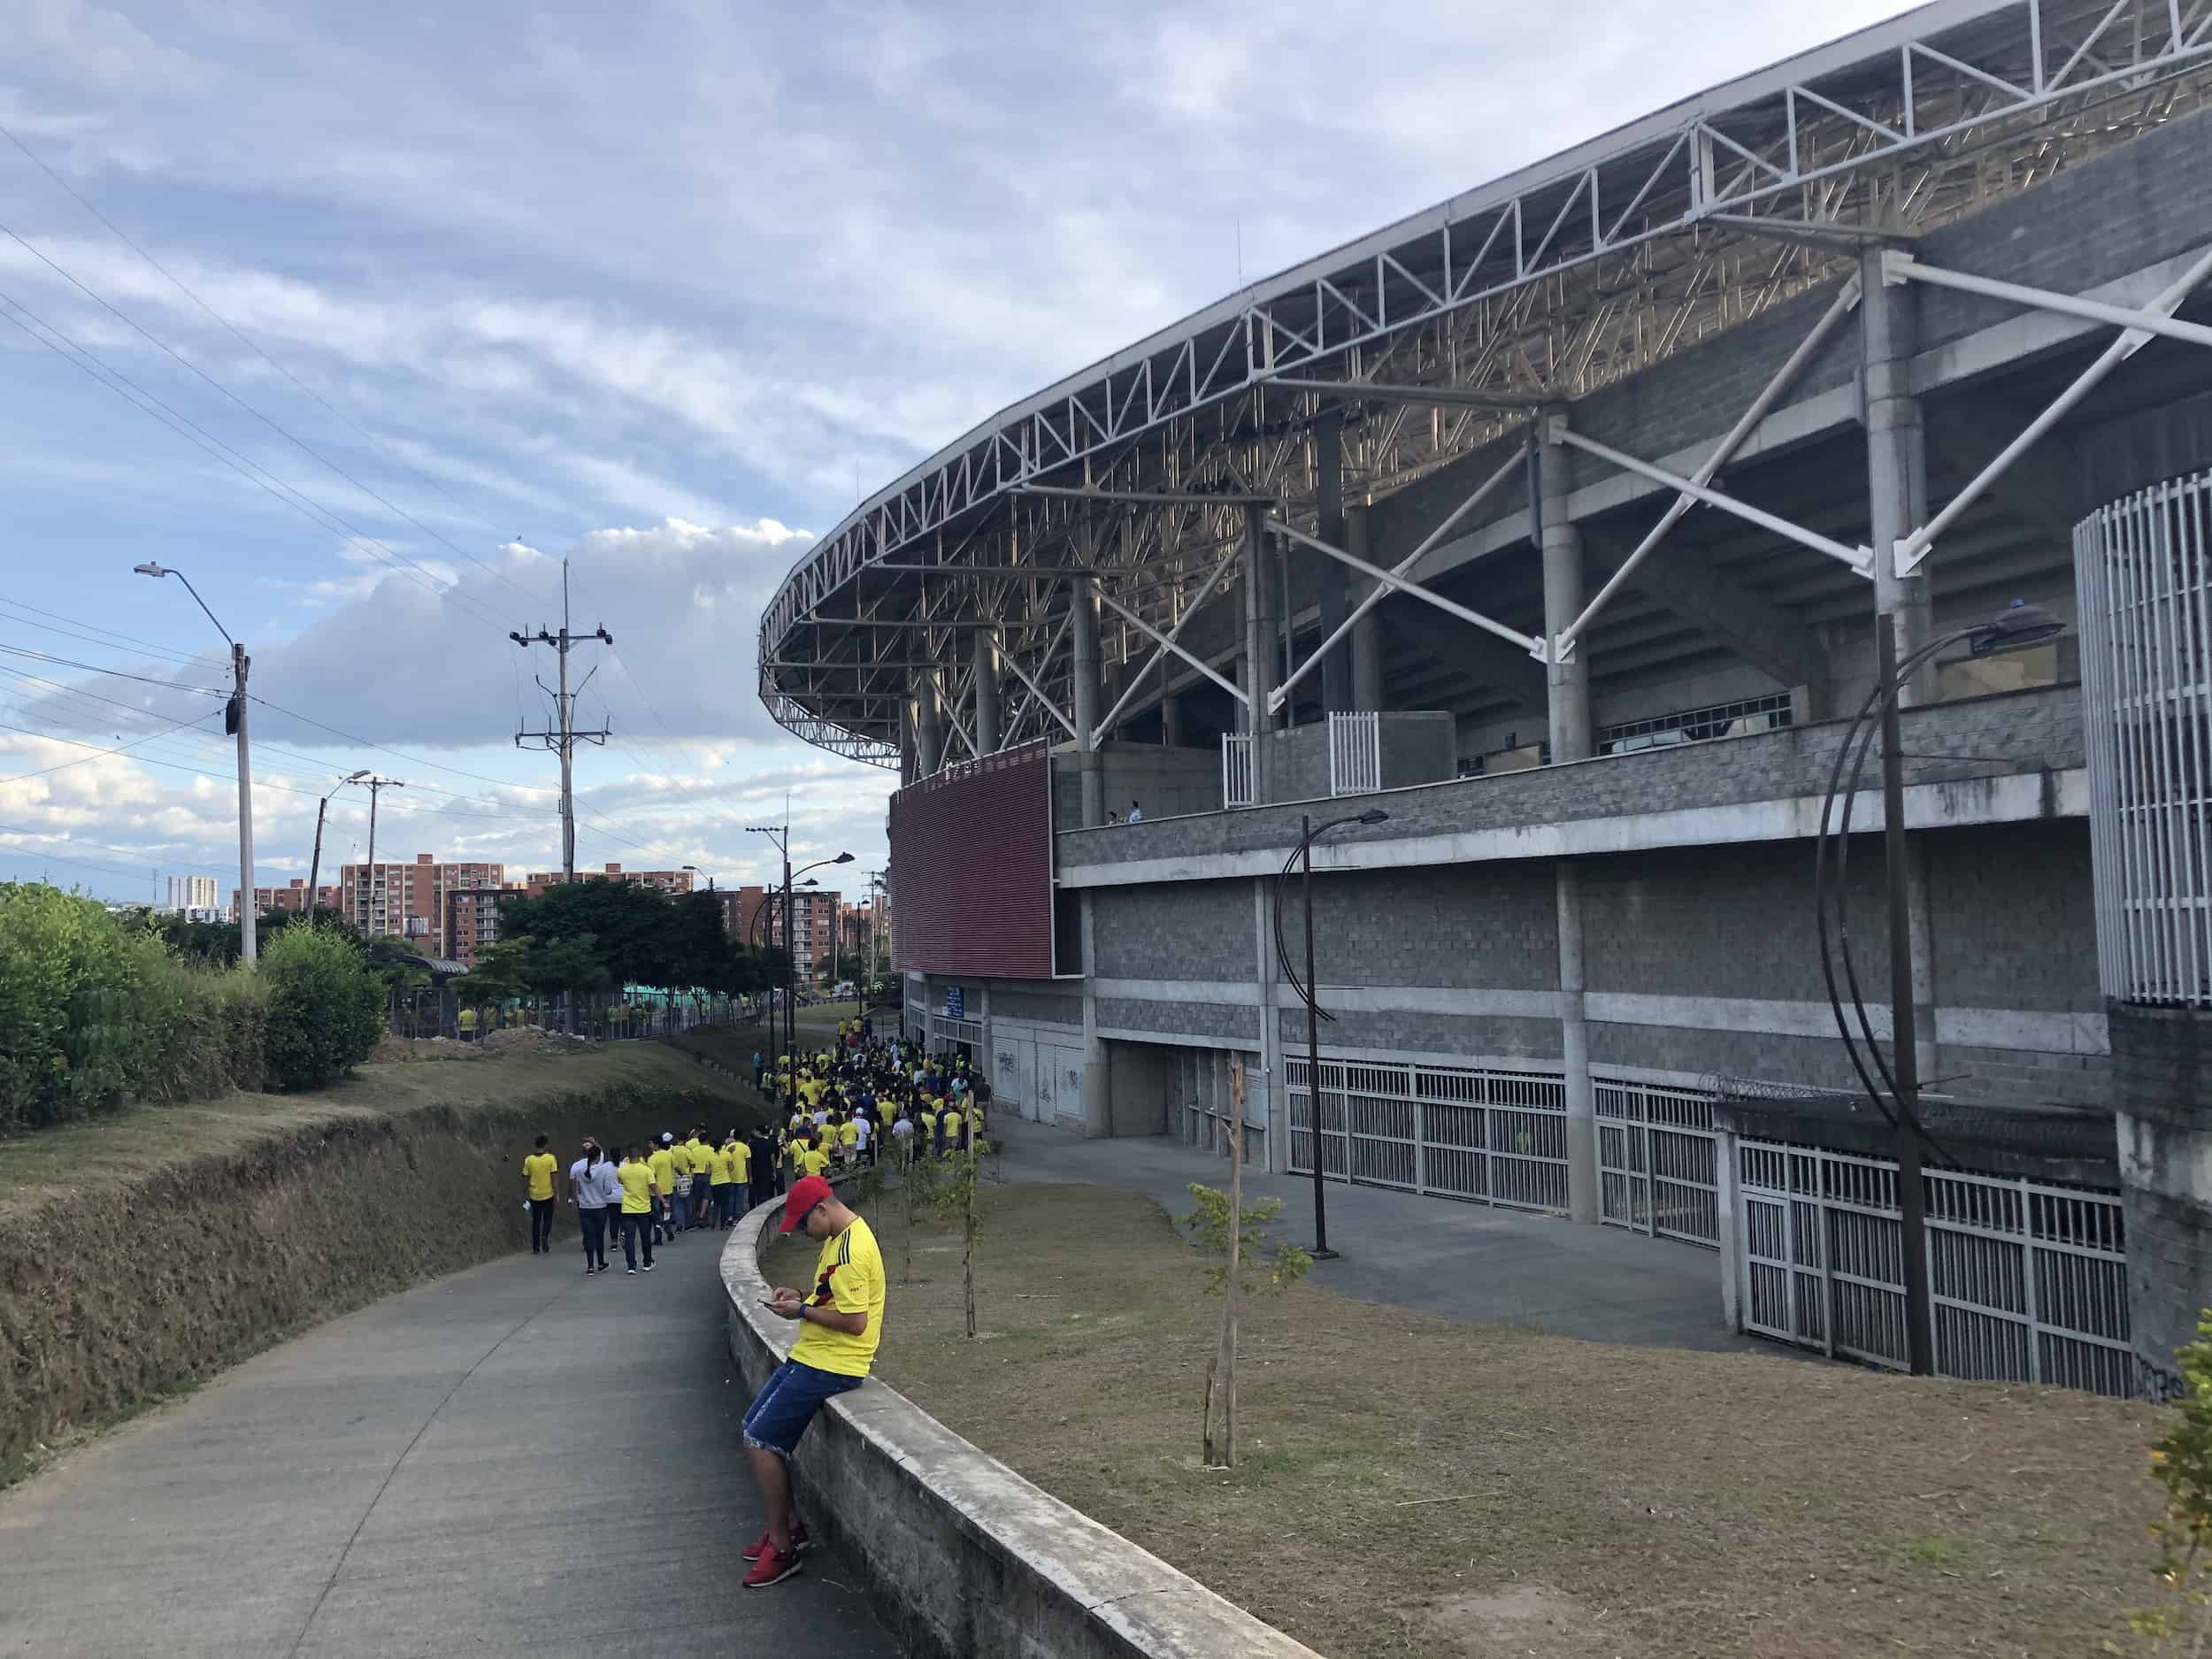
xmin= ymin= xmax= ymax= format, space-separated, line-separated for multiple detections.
xmin=612 ymin=1144 xmax=657 ymax=1274
xmin=685 ymin=1127 xmax=714 ymax=1229
xmin=796 ymin=1134 xmax=832 ymax=1182
xmin=522 ymin=1134 xmax=558 ymax=1255
xmin=716 ymin=1132 xmax=749 ymax=1228
xmin=741 ymin=1174 xmax=885 ymax=1589
xmin=648 ymin=1136 xmax=681 ymax=1247
xmin=835 ymin=1111 xmax=859 ymax=1167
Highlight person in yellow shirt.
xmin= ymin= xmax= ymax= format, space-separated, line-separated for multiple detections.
xmin=685 ymin=1129 xmax=714 ymax=1230
xmin=613 ymin=1145 xmax=657 ymax=1273
xmin=742 ymin=1175 xmax=885 ymax=1588
xmin=835 ymin=1113 xmax=859 ymax=1165
xmin=648 ymin=1137 xmax=681 ymax=1246
xmin=716 ymin=1133 xmax=750 ymax=1227
xmin=917 ymin=1103 xmax=939 ymax=1154
xmin=459 ymin=1004 xmax=480 ymax=1042
xmin=796 ymin=1138 xmax=832 ymax=1181
xmin=522 ymin=1135 xmax=558 ymax=1255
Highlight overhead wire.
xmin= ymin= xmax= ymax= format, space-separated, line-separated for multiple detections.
xmin=0 ymin=117 xmax=551 ymax=588
xmin=0 ymin=209 xmax=549 ymax=613
xmin=0 ymin=818 xmax=232 ymax=876
xmin=0 ymin=599 xmax=224 ymax=668
xmin=0 ymin=289 xmax=514 ymax=630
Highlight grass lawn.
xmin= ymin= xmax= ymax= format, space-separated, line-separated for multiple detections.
xmin=767 ymin=1178 xmax=2172 ymax=1659
xmin=0 ymin=1043 xmax=725 ymax=1224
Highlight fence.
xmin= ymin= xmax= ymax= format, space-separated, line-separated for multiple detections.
xmin=387 ymin=990 xmax=739 ymax=1042
xmin=2074 ymin=469 xmax=2212 ymax=1007
xmin=1221 ymin=732 xmax=1254 ymax=808
xmin=1732 ymin=1138 xmax=2134 ymax=1397
xmin=1596 ymin=1079 xmax=1721 ymax=1247
xmin=1326 ymin=710 xmax=1381 ymax=796
xmin=1284 ymin=1056 xmax=1570 ymax=1212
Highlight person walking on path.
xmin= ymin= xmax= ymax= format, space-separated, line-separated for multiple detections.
xmin=649 ymin=1134 xmax=682 ymax=1243
xmin=613 ymin=1145 xmax=658 ymax=1274
xmin=749 ymin=1125 xmax=779 ymax=1210
xmin=523 ymin=1135 xmax=559 ymax=1255
xmin=741 ymin=1175 xmax=886 ymax=1589
xmin=569 ymin=1144 xmax=611 ymax=1275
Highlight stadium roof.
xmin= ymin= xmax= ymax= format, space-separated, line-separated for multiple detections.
xmin=760 ymin=0 xmax=2212 ymax=768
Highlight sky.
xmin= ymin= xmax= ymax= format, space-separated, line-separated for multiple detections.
xmin=0 ymin=0 xmax=1916 ymax=907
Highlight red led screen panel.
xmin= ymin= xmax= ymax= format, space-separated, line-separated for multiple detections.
xmin=888 ymin=741 xmax=1054 ymax=979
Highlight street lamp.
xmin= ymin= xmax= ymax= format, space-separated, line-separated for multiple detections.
xmin=305 ymin=769 xmax=372 ymax=924
xmin=1272 ymin=806 xmax=1389 ymax=1258
xmin=135 ymin=562 xmax=257 ymax=964
xmin=1814 ymin=600 xmax=2063 ymax=1376
xmin=747 ymin=822 xmax=852 ymax=1109
xmin=682 ymin=864 xmax=716 ymax=891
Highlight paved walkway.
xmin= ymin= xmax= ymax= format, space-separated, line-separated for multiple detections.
xmin=0 ymin=1224 xmax=896 ymax=1658
xmin=992 ymin=1114 xmax=1757 ymax=1351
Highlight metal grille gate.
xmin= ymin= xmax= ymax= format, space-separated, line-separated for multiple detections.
xmin=1285 ymin=1057 xmax=1569 ymax=1212
xmin=1736 ymin=1139 xmax=2133 ymax=1397
xmin=1596 ymin=1080 xmax=1721 ymax=1247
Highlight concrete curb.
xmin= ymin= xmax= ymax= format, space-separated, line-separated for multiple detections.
xmin=720 ymin=1194 xmax=1325 ymax=1659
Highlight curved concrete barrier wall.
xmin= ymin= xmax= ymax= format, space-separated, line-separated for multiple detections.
xmin=721 ymin=1196 xmax=1323 ymax=1659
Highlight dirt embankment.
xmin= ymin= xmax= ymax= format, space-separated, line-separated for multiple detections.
xmin=0 ymin=1043 xmax=757 ymax=1469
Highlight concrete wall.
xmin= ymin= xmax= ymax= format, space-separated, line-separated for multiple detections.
xmin=719 ymin=1202 xmax=1321 ymax=1659
xmin=2109 ymin=1002 xmax=2212 ymax=1403
xmin=1053 ymin=743 xmax=1221 ymax=830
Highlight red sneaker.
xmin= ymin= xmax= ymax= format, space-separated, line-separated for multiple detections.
xmin=742 ymin=1542 xmax=802 ymax=1588
xmin=741 ymin=1523 xmax=810 ymax=1563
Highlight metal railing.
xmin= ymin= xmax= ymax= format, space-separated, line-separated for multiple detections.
xmin=1734 ymin=1138 xmax=2133 ymax=1397
xmin=1596 ymin=1079 xmax=1720 ymax=1247
xmin=1285 ymin=1056 xmax=1570 ymax=1213
xmin=2075 ymin=470 xmax=2212 ymax=1007
xmin=1326 ymin=710 xmax=1381 ymax=796
xmin=1221 ymin=732 xmax=1254 ymax=808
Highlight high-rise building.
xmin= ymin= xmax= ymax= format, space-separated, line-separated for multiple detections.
xmin=162 ymin=874 xmax=219 ymax=914
xmin=729 ymin=884 xmax=840 ymax=981
xmin=340 ymin=853 xmax=505 ymax=958
xmin=519 ymin=863 xmax=694 ymax=899
xmin=233 ymin=878 xmax=341 ymax=918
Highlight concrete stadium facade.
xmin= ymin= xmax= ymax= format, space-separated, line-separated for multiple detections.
xmin=762 ymin=2 xmax=2212 ymax=1389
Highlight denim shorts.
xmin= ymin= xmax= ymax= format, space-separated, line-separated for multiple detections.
xmin=742 ymin=1359 xmax=863 ymax=1459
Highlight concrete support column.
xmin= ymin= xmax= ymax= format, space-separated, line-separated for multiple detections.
xmin=1314 ymin=405 xmax=1350 ymax=715
xmin=1161 ymin=690 xmax=1184 ymax=748
xmin=1555 ymin=861 xmax=1599 ymax=1225
xmin=1079 ymin=891 xmax=1110 ymax=1138
xmin=972 ymin=629 xmax=1001 ymax=757
xmin=1862 ymin=244 xmax=1934 ymax=709
xmin=1347 ymin=503 xmax=1385 ymax=713
xmin=1252 ymin=875 xmax=1282 ymax=1173
xmin=1241 ymin=503 xmax=1278 ymax=805
xmin=898 ymin=693 xmax=918 ymax=787
xmin=915 ymin=673 xmax=944 ymax=777
xmin=1539 ymin=405 xmax=1591 ymax=764
xmin=1071 ymin=572 xmax=1104 ymax=826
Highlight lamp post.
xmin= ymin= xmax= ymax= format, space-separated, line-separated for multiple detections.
xmin=1815 ymin=601 xmax=2062 ymax=1376
xmin=134 ymin=562 xmax=257 ymax=964
xmin=681 ymin=864 xmax=715 ymax=891
xmin=305 ymin=769 xmax=371 ymax=924
xmin=747 ymin=824 xmax=851 ymax=1110
xmin=1273 ymin=807 xmax=1389 ymax=1259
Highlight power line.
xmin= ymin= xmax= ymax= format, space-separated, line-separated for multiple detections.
xmin=0 ymin=705 xmax=226 ymax=784
xmin=0 ymin=641 xmax=227 ymax=696
xmin=0 ymin=211 xmax=549 ymax=611
xmin=0 ymin=117 xmax=552 ymax=588
xmin=0 ymin=290 xmax=513 ymax=630
xmin=0 ymin=841 xmax=157 ymax=884
xmin=0 ymin=599 xmax=223 ymax=668
xmin=0 ymin=819 xmax=232 ymax=876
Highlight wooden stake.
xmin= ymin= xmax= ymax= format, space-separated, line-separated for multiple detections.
xmin=1211 ymin=1058 xmax=1247 ymax=1469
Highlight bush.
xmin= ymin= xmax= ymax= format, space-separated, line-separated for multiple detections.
xmin=260 ymin=922 xmax=384 ymax=1092
xmin=124 ymin=935 xmax=268 ymax=1101
xmin=0 ymin=883 xmax=149 ymax=1133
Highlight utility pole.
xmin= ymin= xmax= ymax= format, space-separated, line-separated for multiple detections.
xmin=355 ymin=775 xmax=403 ymax=935
xmin=511 ymin=558 xmax=612 ymax=882
xmin=308 ymin=770 xmax=371 ymax=926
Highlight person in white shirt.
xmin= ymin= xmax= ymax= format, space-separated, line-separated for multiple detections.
xmin=1126 ymin=800 xmax=1142 ymax=821
xmin=891 ymin=1110 xmax=916 ymax=1168
xmin=851 ymin=1111 xmax=872 ymax=1167
xmin=569 ymin=1145 xmax=611 ymax=1275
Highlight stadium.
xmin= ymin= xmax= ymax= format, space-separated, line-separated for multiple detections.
xmin=759 ymin=0 xmax=2212 ymax=1395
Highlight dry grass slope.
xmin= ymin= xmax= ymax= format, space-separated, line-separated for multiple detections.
xmin=770 ymin=1180 xmax=2171 ymax=1659
xmin=0 ymin=1044 xmax=755 ymax=1471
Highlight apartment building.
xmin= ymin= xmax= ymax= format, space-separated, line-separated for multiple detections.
xmin=518 ymin=863 xmax=695 ymax=900
xmin=233 ymin=878 xmax=341 ymax=918
xmin=340 ymin=853 xmax=505 ymax=957
xmin=162 ymin=874 xmax=219 ymax=913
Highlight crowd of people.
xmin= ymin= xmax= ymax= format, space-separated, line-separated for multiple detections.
xmin=515 ymin=1015 xmax=992 ymax=1589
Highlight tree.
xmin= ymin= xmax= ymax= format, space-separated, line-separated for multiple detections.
xmin=1184 ymin=1060 xmax=1310 ymax=1470
xmin=499 ymin=879 xmax=669 ymax=988
xmin=910 ymin=1141 xmax=987 ymax=1338
xmin=2129 ymin=1312 xmax=2212 ymax=1650
xmin=260 ymin=920 xmax=385 ymax=1090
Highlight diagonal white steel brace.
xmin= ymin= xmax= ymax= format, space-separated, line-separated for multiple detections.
xmin=1269 ymin=442 xmax=1528 ymax=712
xmin=997 ymin=613 xmax=1079 ymax=740
xmin=1090 ymin=538 xmax=1246 ymax=744
xmin=1894 ymin=239 xmax=2212 ymax=578
xmin=1093 ymin=586 xmax=1249 ymax=709
xmin=1882 ymin=250 xmax=2212 ymax=353
xmin=1549 ymin=419 xmax=1874 ymax=577
xmin=1555 ymin=273 xmax=1862 ymax=663
xmin=1265 ymin=516 xmax=1545 ymax=657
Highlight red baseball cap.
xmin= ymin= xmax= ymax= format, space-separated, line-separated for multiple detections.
xmin=780 ymin=1174 xmax=833 ymax=1233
